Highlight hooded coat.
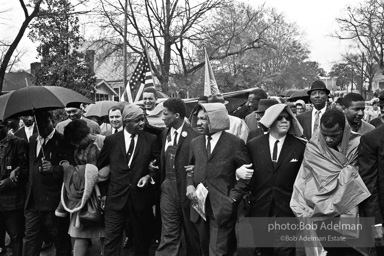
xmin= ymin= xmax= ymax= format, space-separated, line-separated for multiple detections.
xmin=187 ymin=103 xmax=250 ymax=226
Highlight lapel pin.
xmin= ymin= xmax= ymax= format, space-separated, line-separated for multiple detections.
xmin=182 ymin=131 xmax=188 ymax=137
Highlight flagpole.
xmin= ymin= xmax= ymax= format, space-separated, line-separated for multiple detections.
xmin=122 ymin=0 xmax=128 ymax=101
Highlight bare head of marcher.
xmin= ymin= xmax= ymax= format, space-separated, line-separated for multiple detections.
xmin=143 ymin=87 xmax=158 ymax=112
xmin=162 ymin=98 xmax=186 ymax=129
xmin=320 ymin=109 xmax=345 ymax=150
xmin=35 ymin=111 xmax=54 ymax=138
xmin=64 ymin=119 xmax=92 ymax=149
xmin=307 ymin=80 xmax=330 ymax=111
xmin=108 ymin=105 xmax=124 ymax=130
xmin=122 ymin=104 xmax=145 ymax=135
xmin=247 ymin=88 xmax=268 ymax=111
xmin=341 ymin=93 xmax=365 ymax=128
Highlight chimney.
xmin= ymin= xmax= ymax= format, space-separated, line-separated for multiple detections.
xmin=85 ymin=50 xmax=95 ymax=73
xmin=30 ymin=62 xmax=41 ymax=78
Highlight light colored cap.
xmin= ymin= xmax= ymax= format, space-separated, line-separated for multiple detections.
xmin=122 ymin=103 xmax=144 ymax=121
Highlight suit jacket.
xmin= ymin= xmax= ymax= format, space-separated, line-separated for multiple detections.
xmin=160 ymin=123 xmax=198 ymax=204
xmin=25 ymin=131 xmax=75 ymax=211
xmin=296 ymin=110 xmax=313 ymax=140
xmin=359 ymin=125 xmax=384 ymax=224
xmin=247 ymin=134 xmax=306 ymax=217
xmin=14 ymin=125 xmax=38 ymax=142
xmin=247 ymin=127 xmax=265 ymax=142
xmin=0 ymin=135 xmax=28 ymax=211
xmin=187 ymin=131 xmax=250 ymax=225
xmin=97 ymin=130 xmax=161 ymax=212
xmin=244 ymin=112 xmax=258 ymax=132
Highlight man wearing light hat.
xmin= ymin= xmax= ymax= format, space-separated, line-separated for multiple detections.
xmin=296 ymin=80 xmax=330 ymax=140
xmin=97 ymin=103 xmax=161 ymax=256
xmin=55 ymin=104 xmax=101 ymax=135
xmin=295 ymin=100 xmax=306 ymax=115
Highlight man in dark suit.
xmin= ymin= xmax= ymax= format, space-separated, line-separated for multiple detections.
xmin=14 ymin=116 xmax=37 ymax=142
xmin=296 ymin=80 xmax=330 ymax=140
xmin=156 ymin=98 xmax=200 ymax=256
xmin=186 ymin=102 xmax=250 ymax=256
xmin=242 ymin=104 xmax=306 ymax=256
xmin=97 ymin=103 xmax=161 ymax=256
xmin=0 ymin=119 xmax=28 ymax=256
xmin=23 ymin=111 xmax=74 ymax=256
xmin=234 ymin=88 xmax=268 ymax=120
xmin=359 ymin=121 xmax=384 ymax=255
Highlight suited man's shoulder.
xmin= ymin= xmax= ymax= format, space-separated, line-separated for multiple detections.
xmin=286 ymin=134 xmax=307 ymax=149
xmin=296 ymin=110 xmax=312 ymax=121
xmin=247 ymin=133 xmax=268 ymax=147
xmin=102 ymin=129 xmax=113 ymax=136
xmin=361 ymin=124 xmax=384 ymax=141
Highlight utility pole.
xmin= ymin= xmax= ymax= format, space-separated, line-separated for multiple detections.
xmin=123 ymin=0 xmax=128 ymax=100
xmin=361 ymin=52 xmax=364 ymax=97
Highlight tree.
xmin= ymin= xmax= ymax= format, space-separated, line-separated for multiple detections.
xmin=335 ymin=0 xmax=384 ymax=73
xmin=0 ymin=40 xmax=26 ymax=71
xmin=0 ymin=0 xmax=43 ymax=94
xmin=329 ymin=62 xmax=361 ymax=91
xmin=342 ymin=50 xmax=378 ymax=93
xmin=28 ymin=0 xmax=96 ymax=98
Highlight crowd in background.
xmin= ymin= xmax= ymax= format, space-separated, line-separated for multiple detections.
xmin=1 ymin=84 xmax=384 ymax=256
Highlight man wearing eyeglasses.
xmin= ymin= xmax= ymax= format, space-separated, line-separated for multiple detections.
xmin=238 ymin=104 xmax=306 ymax=256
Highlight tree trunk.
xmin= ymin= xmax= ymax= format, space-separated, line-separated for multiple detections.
xmin=0 ymin=0 xmax=42 ymax=94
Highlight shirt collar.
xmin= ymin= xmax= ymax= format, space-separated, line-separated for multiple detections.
xmin=269 ymin=134 xmax=287 ymax=145
xmin=25 ymin=124 xmax=34 ymax=131
xmin=312 ymin=105 xmax=327 ymax=116
xmin=170 ymin=121 xmax=185 ymax=136
xmin=37 ymin=129 xmax=55 ymax=142
xmin=206 ymin=131 xmax=222 ymax=142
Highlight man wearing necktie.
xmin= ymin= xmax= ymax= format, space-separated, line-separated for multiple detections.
xmin=23 ymin=111 xmax=75 ymax=256
xmin=102 ymin=105 xmax=124 ymax=136
xmin=296 ymin=80 xmax=330 ymax=141
xmin=238 ymin=104 xmax=306 ymax=256
xmin=97 ymin=103 xmax=160 ymax=256
xmin=186 ymin=102 xmax=250 ymax=256
xmin=156 ymin=98 xmax=200 ymax=256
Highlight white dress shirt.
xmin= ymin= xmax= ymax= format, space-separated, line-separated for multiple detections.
xmin=24 ymin=124 xmax=34 ymax=141
xmin=268 ymin=134 xmax=287 ymax=162
xmin=124 ymin=129 xmax=138 ymax=168
xmin=311 ymin=105 xmax=327 ymax=135
xmin=36 ymin=129 xmax=56 ymax=158
xmin=206 ymin=131 xmax=223 ymax=154
xmin=164 ymin=121 xmax=185 ymax=151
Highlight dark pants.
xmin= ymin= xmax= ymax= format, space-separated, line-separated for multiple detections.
xmin=0 ymin=209 xmax=24 ymax=256
xmin=104 ymin=197 xmax=154 ymax=256
xmin=22 ymin=209 xmax=71 ymax=256
xmin=194 ymin=196 xmax=237 ymax=256
xmin=156 ymin=179 xmax=200 ymax=256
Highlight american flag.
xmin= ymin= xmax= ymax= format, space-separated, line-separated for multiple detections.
xmin=120 ymin=54 xmax=154 ymax=102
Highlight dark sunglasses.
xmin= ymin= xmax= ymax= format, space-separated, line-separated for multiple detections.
xmin=276 ymin=115 xmax=292 ymax=121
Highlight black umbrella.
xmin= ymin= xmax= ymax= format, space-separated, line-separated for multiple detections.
xmin=287 ymin=89 xmax=309 ymax=102
xmin=0 ymin=86 xmax=93 ymax=120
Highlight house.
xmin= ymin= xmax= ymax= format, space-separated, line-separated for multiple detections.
xmin=2 ymin=71 xmax=34 ymax=94
xmin=94 ymin=79 xmax=118 ymax=101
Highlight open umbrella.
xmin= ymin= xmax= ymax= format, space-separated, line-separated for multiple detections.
xmin=85 ymin=101 xmax=120 ymax=117
xmin=0 ymin=86 xmax=92 ymax=120
xmin=287 ymin=89 xmax=309 ymax=102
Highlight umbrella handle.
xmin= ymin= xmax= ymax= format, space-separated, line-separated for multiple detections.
xmin=33 ymin=111 xmax=46 ymax=159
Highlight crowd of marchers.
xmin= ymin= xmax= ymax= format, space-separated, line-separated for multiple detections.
xmin=1 ymin=84 xmax=384 ymax=256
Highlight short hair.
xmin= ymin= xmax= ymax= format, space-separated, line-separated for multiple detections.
xmin=369 ymin=118 xmax=383 ymax=128
xmin=64 ymin=119 xmax=90 ymax=144
xmin=320 ymin=109 xmax=346 ymax=130
xmin=341 ymin=93 xmax=364 ymax=108
xmin=108 ymin=105 xmax=124 ymax=115
xmin=163 ymin=98 xmax=187 ymax=119
xmin=143 ymin=87 xmax=158 ymax=99
xmin=249 ymin=88 xmax=268 ymax=100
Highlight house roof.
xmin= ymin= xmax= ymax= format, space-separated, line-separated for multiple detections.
xmin=3 ymin=71 xmax=34 ymax=93
xmin=95 ymin=79 xmax=118 ymax=96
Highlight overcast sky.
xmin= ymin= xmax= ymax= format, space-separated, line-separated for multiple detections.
xmin=1 ymin=0 xmax=361 ymax=73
